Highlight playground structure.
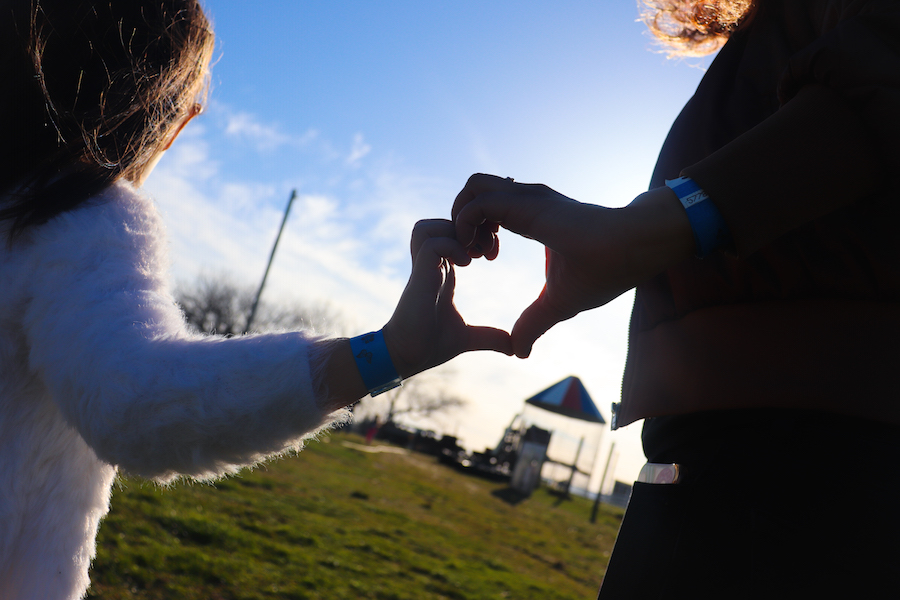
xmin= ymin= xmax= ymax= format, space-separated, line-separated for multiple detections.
xmin=444 ymin=376 xmax=607 ymax=496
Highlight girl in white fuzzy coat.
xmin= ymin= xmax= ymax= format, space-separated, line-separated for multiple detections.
xmin=0 ymin=2 xmax=513 ymax=598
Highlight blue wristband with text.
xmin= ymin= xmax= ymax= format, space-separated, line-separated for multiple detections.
xmin=665 ymin=176 xmax=731 ymax=257
xmin=350 ymin=330 xmax=402 ymax=396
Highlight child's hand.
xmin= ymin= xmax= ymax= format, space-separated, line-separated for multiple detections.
xmin=382 ymin=219 xmax=513 ymax=379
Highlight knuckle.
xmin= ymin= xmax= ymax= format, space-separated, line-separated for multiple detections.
xmin=467 ymin=173 xmax=491 ymax=186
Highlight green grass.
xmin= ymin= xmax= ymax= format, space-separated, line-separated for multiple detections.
xmin=87 ymin=433 xmax=623 ymax=599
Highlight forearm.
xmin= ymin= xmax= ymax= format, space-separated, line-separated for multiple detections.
xmin=38 ymin=330 xmax=348 ymax=480
xmin=683 ymin=84 xmax=884 ymax=256
xmin=310 ymin=337 xmax=370 ymax=413
xmin=619 ymin=186 xmax=695 ymax=281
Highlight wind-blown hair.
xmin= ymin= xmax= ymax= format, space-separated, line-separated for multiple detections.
xmin=641 ymin=0 xmax=757 ymax=56
xmin=0 ymin=0 xmax=214 ymax=239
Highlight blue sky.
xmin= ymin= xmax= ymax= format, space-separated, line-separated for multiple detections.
xmin=145 ymin=1 xmax=716 ymax=491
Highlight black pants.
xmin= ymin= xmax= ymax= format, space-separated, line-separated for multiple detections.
xmin=598 ymin=409 xmax=900 ymax=599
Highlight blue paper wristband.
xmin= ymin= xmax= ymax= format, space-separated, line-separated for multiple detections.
xmin=665 ymin=176 xmax=731 ymax=257
xmin=350 ymin=330 xmax=402 ymax=396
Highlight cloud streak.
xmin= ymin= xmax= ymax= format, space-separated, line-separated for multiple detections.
xmin=346 ymin=133 xmax=372 ymax=166
xmin=218 ymin=104 xmax=318 ymax=152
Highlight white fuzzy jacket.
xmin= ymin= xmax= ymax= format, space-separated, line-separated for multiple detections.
xmin=0 ymin=181 xmax=347 ymax=599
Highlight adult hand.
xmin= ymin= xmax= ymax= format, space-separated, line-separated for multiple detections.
xmin=452 ymin=173 xmax=694 ymax=358
xmin=383 ymin=219 xmax=513 ymax=378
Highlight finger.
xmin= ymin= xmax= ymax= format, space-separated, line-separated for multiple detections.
xmin=456 ymin=181 xmax=577 ymax=253
xmin=454 ymin=190 xmax=520 ymax=251
xmin=411 ymin=219 xmax=456 ymax=260
xmin=481 ymin=222 xmax=501 ymax=260
xmin=451 ymin=173 xmax=502 ymax=221
xmin=451 ymin=173 xmax=518 ymax=222
xmin=410 ymin=237 xmax=472 ymax=284
xmin=463 ymin=325 xmax=514 ymax=356
xmin=481 ymin=227 xmax=500 ymax=260
xmin=436 ymin=260 xmax=456 ymax=308
xmin=510 ymin=292 xmax=569 ymax=358
xmin=465 ymin=225 xmax=499 ymax=260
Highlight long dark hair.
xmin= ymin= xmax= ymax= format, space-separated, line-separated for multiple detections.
xmin=0 ymin=0 xmax=214 ymax=239
xmin=641 ymin=0 xmax=757 ymax=55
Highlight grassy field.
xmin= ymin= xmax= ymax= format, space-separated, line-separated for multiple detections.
xmin=87 ymin=432 xmax=623 ymax=600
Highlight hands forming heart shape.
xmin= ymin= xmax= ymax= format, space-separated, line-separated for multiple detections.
xmin=383 ymin=173 xmax=695 ymax=380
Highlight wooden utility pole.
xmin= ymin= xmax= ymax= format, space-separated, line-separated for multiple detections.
xmin=563 ymin=436 xmax=585 ymax=496
xmin=245 ymin=189 xmax=297 ymax=333
xmin=591 ymin=442 xmax=616 ymax=523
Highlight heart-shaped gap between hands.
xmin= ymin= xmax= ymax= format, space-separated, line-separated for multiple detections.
xmin=450 ymin=231 xmax=549 ymax=358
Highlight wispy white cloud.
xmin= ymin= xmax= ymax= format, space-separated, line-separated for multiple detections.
xmin=346 ymin=133 xmax=372 ymax=166
xmin=220 ymin=107 xmax=317 ymax=152
xmin=145 ymin=115 xmax=411 ymax=332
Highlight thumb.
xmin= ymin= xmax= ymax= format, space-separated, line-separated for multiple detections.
xmin=510 ymin=290 xmax=568 ymax=358
xmin=464 ymin=325 xmax=514 ymax=356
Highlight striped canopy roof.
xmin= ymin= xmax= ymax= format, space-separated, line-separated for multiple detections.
xmin=524 ymin=376 xmax=605 ymax=424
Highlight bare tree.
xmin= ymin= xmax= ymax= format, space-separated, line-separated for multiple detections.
xmin=175 ymin=273 xmax=343 ymax=336
xmin=176 ymin=273 xmax=464 ymax=424
xmin=359 ymin=368 xmax=468 ymax=425
xmin=177 ymin=274 xmax=252 ymax=336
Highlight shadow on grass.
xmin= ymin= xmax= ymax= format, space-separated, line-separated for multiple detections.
xmin=547 ymin=488 xmax=574 ymax=507
xmin=491 ymin=487 xmax=530 ymax=506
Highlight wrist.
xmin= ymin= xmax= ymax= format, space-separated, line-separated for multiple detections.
xmin=624 ymin=187 xmax=696 ymax=273
xmin=311 ymin=338 xmax=368 ymax=412
xmin=665 ymin=176 xmax=732 ymax=256
xmin=349 ymin=330 xmax=402 ymax=396
xmin=380 ymin=322 xmax=417 ymax=380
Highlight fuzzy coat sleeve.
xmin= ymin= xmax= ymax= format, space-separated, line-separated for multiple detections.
xmin=20 ymin=182 xmax=349 ymax=481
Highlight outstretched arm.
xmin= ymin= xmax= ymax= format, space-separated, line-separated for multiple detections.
xmin=452 ymin=175 xmax=694 ymax=357
xmin=452 ymin=74 xmax=890 ymax=359
xmin=26 ymin=191 xmax=509 ymax=480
